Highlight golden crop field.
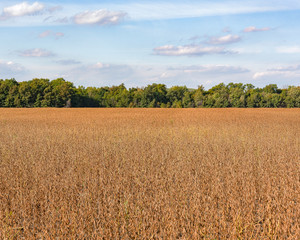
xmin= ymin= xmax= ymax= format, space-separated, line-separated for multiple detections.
xmin=0 ymin=108 xmax=299 ymax=239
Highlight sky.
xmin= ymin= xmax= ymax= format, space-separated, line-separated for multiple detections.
xmin=0 ymin=0 xmax=300 ymax=89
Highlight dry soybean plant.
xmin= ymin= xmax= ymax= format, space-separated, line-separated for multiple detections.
xmin=0 ymin=108 xmax=299 ymax=239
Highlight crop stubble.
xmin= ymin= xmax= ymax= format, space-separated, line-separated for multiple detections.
xmin=0 ymin=108 xmax=299 ymax=239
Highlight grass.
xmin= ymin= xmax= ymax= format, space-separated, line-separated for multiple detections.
xmin=0 ymin=108 xmax=299 ymax=239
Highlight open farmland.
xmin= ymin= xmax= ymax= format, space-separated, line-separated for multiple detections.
xmin=0 ymin=109 xmax=299 ymax=239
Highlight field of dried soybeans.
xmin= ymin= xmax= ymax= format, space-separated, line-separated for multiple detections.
xmin=0 ymin=108 xmax=299 ymax=239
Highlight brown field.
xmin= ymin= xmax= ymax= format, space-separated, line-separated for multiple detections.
xmin=0 ymin=108 xmax=299 ymax=239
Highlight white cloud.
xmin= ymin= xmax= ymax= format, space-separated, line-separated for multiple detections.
xmin=109 ymin=1 xmax=300 ymax=21
xmin=153 ymin=44 xmax=236 ymax=56
xmin=65 ymin=63 xmax=136 ymax=87
xmin=253 ymin=71 xmax=280 ymax=79
xmin=154 ymin=64 xmax=252 ymax=88
xmin=243 ymin=26 xmax=271 ymax=32
xmin=253 ymin=71 xmax=300 ymax=79
xmin=175 ymin=65 xmax=249 ymax=74
xmin=1 ymin=1 xmax=300 ymax=26
xmin=276 ymin=46 xmax=300 ymax=54
xmin=73 ymin=9 xmax=126 ymax=25
xmin=19 ymin=48 xmax=55 ymax=57
xmin=92 ymin=62 xmax=111 ymax=69
xmin=27 ymin=61 xmax=252 ymax=88
xmin=232 ymin=47 xmax=262 ymax=54
xmin=0 ymin=60 xmax=25 ymax=74
xmin=160 ymin=65 xmax=249 ymax=80
xmin=1 ymin=2 xmax=44 ymax=19
xmin=160 ymin=71 xmax=178 ymax=79
xmin=269 ymin=65 xmax=300 ymax=71
xmin=253 ymin=64 xmax=300 ymax=79
xmin=1 ymin=1 xmax=299 ymax=27
xmin=208 ymin=34 xmax=241 ymax=45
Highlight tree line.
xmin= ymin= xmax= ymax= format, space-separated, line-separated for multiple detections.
xmin=0 ymin=78 xmax=299 ymax=108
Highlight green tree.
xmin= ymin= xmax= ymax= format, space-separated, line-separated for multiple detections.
xmin=18 ymin=81 xmax=32 ymax=107
xmin=0 ymin=79 xmax=18 ymax=107
xmin=193 ymin=85 xmax=205 ymax=108
xmin=182 ymin=91 xmax=194 ymax=108
xmin=0 ymin=79 xmax=19 ymax=107
xmin=30 ymin=78 xmax=50 ymax=107
xmin=130 ymin=88 xmax=143 ymax=107
xmin=103 ymin=84 xmax=130 ymax=107
xmin=206 ymin=83 xmax=229 ymax=107
xmin=285 ymin=86 xmax=300 ymax=107
xmin=228 ymin=83 xmax=246 ymax=107
xmin=140 ymin=83 xmax=168 ymax=107
xmin=0 ymin=79 xmax=299 ymax=108
xmin=39 ymin=78 xmax=74 ymax=107
xmin=263 ymin=84 xmax=279 ymax=94
xmin=85 ymin=86 xmax=108 ymax=107
xmin=16 ymin=78 xmax=50 ymax=107
xmin=51 ymin=78 xmax=75 ymax=107
xmin=167 ymin=86 xmax=188 ymax=107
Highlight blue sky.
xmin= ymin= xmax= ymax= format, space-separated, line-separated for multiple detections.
xmin=0 ymin=0 xmax=300 ymax=88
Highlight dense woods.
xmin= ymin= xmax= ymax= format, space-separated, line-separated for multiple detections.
xmin=0 ymin=78 xmax=299 ymax=108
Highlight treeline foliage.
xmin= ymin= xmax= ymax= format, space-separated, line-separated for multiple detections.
xmin=0 ymin=78 xmax=299 ymax=108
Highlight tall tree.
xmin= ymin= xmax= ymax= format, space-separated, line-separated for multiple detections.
xmin=140 ymin=83 xmax=168 ymax=107
xmin=167 ymin=86 xmax=188 ymax=108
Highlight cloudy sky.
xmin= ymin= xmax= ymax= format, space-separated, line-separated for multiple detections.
xmin=1 ymin=0 xmax=300 ymax=88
